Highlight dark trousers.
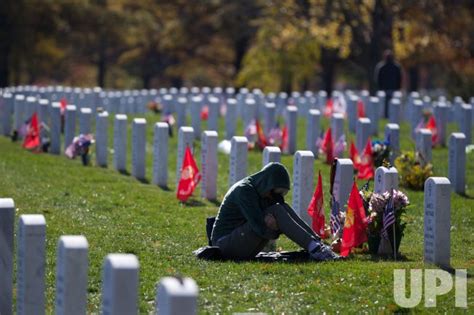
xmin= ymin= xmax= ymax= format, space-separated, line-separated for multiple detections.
xmin=215 ymin=203 xmax=320 ymax=260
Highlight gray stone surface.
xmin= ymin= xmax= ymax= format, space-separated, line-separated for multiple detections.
xmin=389 ymin=98 xmax=401 ymax=124
xmin=207 ymin=96 xmax=219 ymax=132
xmin=416 ymin=128 xmax=432 ymax=163
xmin=156 ymin=277 xmax=198 ymax=315
xmin=384 ymin=123 xmax=400 ymax=164
xmin=306 ymin=109 xmax=321 ymax=157
xmin=448 ymin=133 xmax=466 ymax=194
xmin=331 ymin=113 xmax=344 ymax=143
xmin=347 ymin=94 xmax=358 ymax=133
xmin=264 ymin=102 xmax=276 ymax=136
xmin=434 ymin=103 xmax=449 ymax=146
xmin=55 ymin=236 xmax=89 ymax=315
xmin=190 ymin=96 xmax=202 ymax=139
xmin=229 ymin=136 xmax=248 ymax=187
xmin=356 ymin=117 xmax=371 ymax=153
xmin=79 ymin=107 xmax=92 ymax=135
xmin=262 ymin=146 xmax=281 ymax=166
xmin=176 ymin=126 xmax=195 ymax=186
xmin=17 ymin=215 xmax=46 ymax=315
xmin=374 ymin=166 xmax=399 ymax=194
xmin=114 ymin=114 xmax=128 ymax=172
xmin=225 ymin=98 xmax=237 ymax=140
xmin=95 ymin=111 xmax=109 ymax=167
xmin=424 ymin=177 xmax=451 ymax=268
xmin=0 ymin=198 xmax=14 ymax=315
xmin=153 ymin=122 xmax=169 ymax=187
xmin=102 ymin=254 xmax=139 ymax=315
xmin=292 ymin=151 xmax=314 ymax=226
xmin=176 ymin=97 xmax=187 ymax=129
xmin=411 ymin=99 xmax=423 ymax=139
xmin=460 ymin=104 xmax=472 ymax=144
xmin=201 ymin=130 xmax=218 ymax=200
xmin=50 ymin=102 xmax=62 ymax=155
xmin=38 ymin=99 xmax=49 ymax=126
xmin=132 ymin=118 xmax=147 ymax=180
xmin=368 ymin=96 xmax=380 ymax=135
xmin=285 ymin=106 xmax=298 ymax=154
xmin=333 ymin=159 xmax=354 ymax=212
xmin=14 ymin=95 xmax=25 ymax=137
xmin=1 ymin=93 xmax=13 ymax=136
xmin=64 ymin=105 xmax=77 ymax=149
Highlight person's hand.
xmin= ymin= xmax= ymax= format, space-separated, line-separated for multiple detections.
xmin=264 ymin=213 xmax=279 ymax=231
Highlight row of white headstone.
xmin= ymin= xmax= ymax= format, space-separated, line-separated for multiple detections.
xmin=0 ymin=199 xmax=198 ymax=315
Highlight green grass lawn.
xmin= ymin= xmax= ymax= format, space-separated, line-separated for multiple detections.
xmin=0 ymin=112 xmax=473 ymax=313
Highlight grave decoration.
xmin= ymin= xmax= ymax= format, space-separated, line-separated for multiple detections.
xmin=360 ymin=185 xmax=410 ymax=257
xmin=65 ymin=134 xmax=94 ymax=166
xmin=147 ymin=100 xmax=162 ymax=114
xmin=394 ymin=151 xmax=433 ymax=190
xmin=371 ymin=138 xmax=391 ymax=167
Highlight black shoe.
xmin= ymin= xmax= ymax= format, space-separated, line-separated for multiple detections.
xmin=309 ymin=242 xmax=341 ymax=261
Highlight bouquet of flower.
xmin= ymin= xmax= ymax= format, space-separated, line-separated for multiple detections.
xmin=372 ymin=139 xmax=390 ymax=167
xmin=394 ymin=151 xmax=433 ymax=190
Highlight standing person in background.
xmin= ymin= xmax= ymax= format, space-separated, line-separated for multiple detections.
xmin=374 ymin=50 xmax=402 ymax=118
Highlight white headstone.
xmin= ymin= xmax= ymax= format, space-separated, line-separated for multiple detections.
xmin=64 ymin=105 xmax=77 ymax=149
xmin=411 ymin=99 xmax=423 ymax=139
xmin=424 ymin=177 xmax=451 ymax=268
xmin=38 ymin=99 xmax=49 ymax=126
xmin=448 ymin=133 xmax=466 ymax=194
xmin=207 ymin=96 xmax=219 ymax=131
xmin=347 ymin=95 xmax=358 ymax=132
xmin=377 ymin=90 xmax=386 ymax=118
xmin=1 ymin=93 xmax=13 ymax=136
xmin=244 ymin=98 xmax=256 ymax=129
xmin=306 ymin=109 xmax=321 ymax=157
xmin=55 ymin=236 xmax=88 ymax=315
xmin=383 ymin=123 xmax=399 ymax=164
xmin=0 ymin=199 xmax=14 ymax=315
xmin=190 ymin=96 xmax=202 ymax=139
xmin=262 ymin=146 xmax=281 ymax=166
xmin=50 ymin=102 xmax=62 ymax=155
xmin=229 ymin=136 xmax=248 ymax=187
xmin=264 ymin=102 xmax=276 ymax=136
xmin=177 ymin=126 xmax=195 ymax=186
xmin=331 ymin=113 xmax=344 ymax=144
xmin=389 ymin=98 xmax=401 ymax=124
xmin=101 ymin=254 xmax=139 ymax=315
xmin=132 ymin=118 xmax=147 ymax=180
xmin=333 ymin=159 xmax=354 ymax=212
xmin=368 ymin=96 xmax=380 ymax=135
xmin=176 ymin=97 xmax=187 ymax=129
xmin=225 ymin=98 xmax=237 ymax=139
xmin=96 ymin=111 xmax=109 ymax=167
xmin=201 ymin=130 xmax=218 ymax=200
xmin=17 ymin=215 xmax=46 ymax=315
xmin=416 ymin=128 xmax=432 ymax=163
xmin=14 ymin=95 xmax=26 ymax=134
xmin=285 ymin=106 xmax=298 ymax=154
xmin=374 ymin=166 xmax=399 ymax=194
xmin=356 ymin=117 xmax=371 ymax=153
xmin=434 ymin=103 xmax=449 ymax=146
xmin=156 ymin=277 xmax=198 ymax=315
xmin=114 ymin=114 xmax=128 ymax=172
xmin=460 ymin=104 xmax=472 ymax=144
xmin=79 ymin=107 xmax=92 ymax=135
xmin=153 ymin=122 xmax=169 ymax=187
xmin=292 ymin=151 xmax=314 ymax=226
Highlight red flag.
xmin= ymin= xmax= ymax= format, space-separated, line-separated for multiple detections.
xmin=23 ymin=113 xmax=40 ymax=150
xmin=324 ymin=98 xmax=334 ymax=117
xmin=255 ymin=119 xmax=267 ymax=149
xmin=307 ymin=171 xmax=326 ymax=238
xmin=321 ymin=128 xmax=334 ymax=164
xmin=200 ymin=105 xmax=209 ymax=120
xmin=177 ymin=146 xmax=201 ymax=202
xmin=60 ymin=98 xmax=67 ymax=114
xmin=357 ymin=99 xmax=366 ymax=118
xmin=425 ymin=115 xmax=439 ymax=146
xmin=357 ymin=138 xmax=374 ymax=180
xmin=340 ymin=182 xmax=368 ymax=257
xmin=349 ymin=141 xmax=361 ymax=168
xmin=280 ymin=125 xmax=288 ymax=152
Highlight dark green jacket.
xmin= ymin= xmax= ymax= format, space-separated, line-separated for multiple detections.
xmin=211 ymin=162 xmax=291 ymax=244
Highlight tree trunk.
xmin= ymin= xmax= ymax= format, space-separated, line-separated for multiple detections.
xmin=321 ymin=47 xmax=336 ymax=96
xmin=97 ymin=40 xmax=107 ymax=88
xmin=0 ymin=46 xmax=9 ymax=87
xmin=408 ymin=66 xmax=419 ymax=92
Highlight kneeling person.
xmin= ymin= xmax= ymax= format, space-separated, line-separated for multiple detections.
xmin=211 ymin=162 xmax=339 ymax=261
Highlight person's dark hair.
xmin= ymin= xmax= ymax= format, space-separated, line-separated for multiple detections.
xmin=383 ymin=49 xmax=394 ymax=62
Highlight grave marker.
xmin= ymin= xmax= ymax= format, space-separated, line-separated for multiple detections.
xmin=190 ymin=96 xmax=202 ymax=139
xmin=416 ymin=128 xmax=432 ymax=163
xmin=434 ymin=102 xmax=449 ymax=146
xmin=374 ymin=166 xmax=399 ymax=194
xmin=56 ymin=236 xmax=88 ymax=315
xmin=176 ymin=97 xmax=187 ymax=129
xmin=292 ymin=151 xmax=314 ymax=226
xmin=331 ymin=113 xmax=344 ymax=144
xmin=14 ymin=95 xmax=25 ymax=137
xmin=229 ymin=136 xmax=248 ymax=187
xmin=102 ymin=254 xmax=139 ymax=315
xmin=225 ymin=98 xmax=237 ymax=139
xmin=38 ymin=99 xmax=49 ymax=126
xmin=306 ymin=109 xmax=321 ymax=157
xmin=114 ymin=114 xmax=128 ymax=172
xmin=0 ymin=198 xmax=14 ymax=315
xmin=1 ymin=93 xmax=13 ymax=136
xmin=95 ymin=111 xmax=109 ymax=167
xmin=411 ymin=99 xmax=423 ymax=139
xmin=356 ymin=118 xmax=371 ymax=153
xmin=264 ymin=102 xmax=276 ymax=136
xmin=384 ymin=123 xmax=400 ymax=163
xmin=262 ymin=146 xmax=281 ymax=166
xmin=132 ymin=118 xmax=147 ymax=180
xmin=156 ymin=277 xmax=198 ymax=315
xmin=285 ymin=106 xmax=298 ymax=154
xmin=347 ymin=94 xmax=358 ymax=132
xmin=368 ymin=96 xmax=380 ymax=135
xmin=153 ymin=123 xmax=169 ymax=187
xmin=460 ymin=104 xmax=472 ymax=144
xmin=50 ymin=102 xmax=62 ymax=155
xmin=333 ymin=159 xmax=354 ymax=212
xmin=177 ymin=127 xmax=195 ymax=186
xmin=17 ymin=215 xmax=46 ymax=315
xmin=79 ymin=107 xmax=92 ymax=135
xmin=448 ymin=133 xmax=466 ymax=194
xmin=201 ymin=131 xmax=218 ymax=200
xmin=208 ymin=96 xmax=219 ymax=131
xmin=389 ymin=98 xmax=401 ymax=124
xmin=64 ymin=105 xmax=77 ymax=149
xmin=424 ymin=177 xmax=451 ymax=268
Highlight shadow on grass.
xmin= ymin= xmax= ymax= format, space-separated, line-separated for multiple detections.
xmin=158 ymin=185 xmax=171 ymax=191
xmin=367 ymin=253 xmax=411 ymax=262
xmin=208 ymin=199 xmax=222 ymax=207
xmin=119 ymin=170 xmax=131 ymax=176
xmin=137 ymin=178 xmax=150 ymax=184
xmin=458 ymin=192 xmax=474 ymax=199
xmin=182 ymin=199 xmax=206 ymax=207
